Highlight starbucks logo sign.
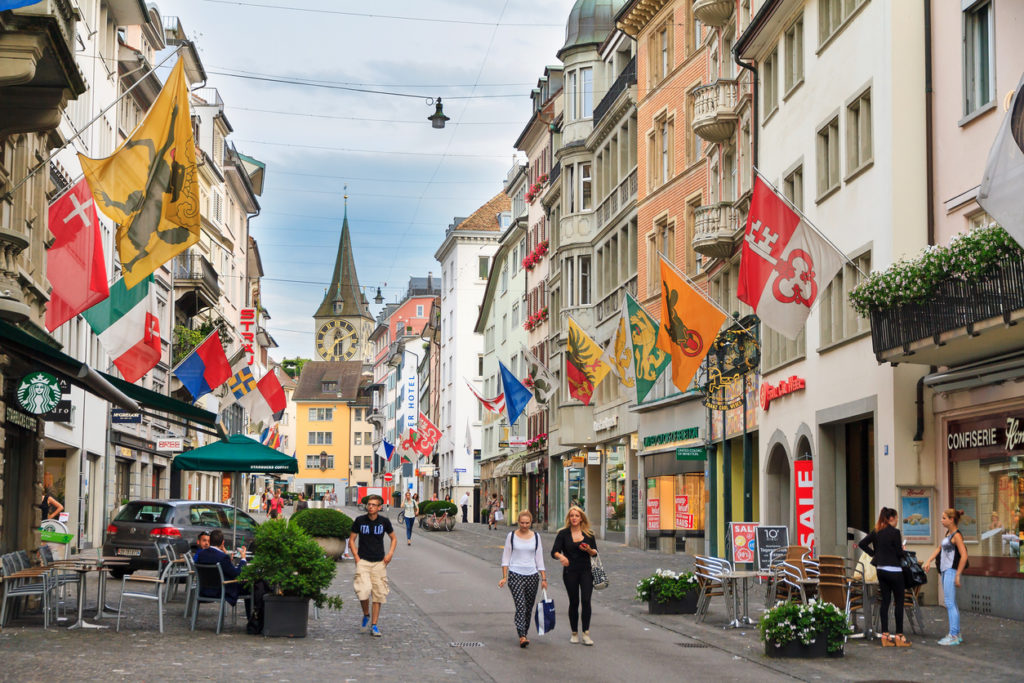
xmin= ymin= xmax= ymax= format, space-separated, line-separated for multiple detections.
xmin=17 ymin=372 xmax=62 ymax=414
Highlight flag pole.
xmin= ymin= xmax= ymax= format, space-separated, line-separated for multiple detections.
xmin=751 ymin=167 xmax=868 ymax=278
xmin=0 ymin=46 xmax=185 ymax=204
xmin=656 ymin=251 xmax=759 ymax=342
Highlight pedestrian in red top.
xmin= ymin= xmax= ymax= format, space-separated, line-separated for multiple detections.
xmin=269 ymin=490 xmax=284 ymax=519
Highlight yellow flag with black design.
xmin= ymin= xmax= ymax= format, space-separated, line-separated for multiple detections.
xmin=79 ymin=58 xmax=199 ymax=288
xmin=657 ymin=256 xmax=727 ymax=393
xmin=566 ymin=317 xmax=610 ymax=406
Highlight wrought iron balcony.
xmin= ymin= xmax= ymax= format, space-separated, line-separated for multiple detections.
xmin=692 ymin=79 xmax=738 ymax=143
xmin=870 ymin=252 xmax=1024 ymax=366
xmin=693 ymin=201 xmax=741 ymax=259
xmin=173 ymin=253 xmax=220 ymax=317
xmin=693 ymin=0 xmax=734 ymax=27
xmin=594 ymin=56 xmax=636 ymax=126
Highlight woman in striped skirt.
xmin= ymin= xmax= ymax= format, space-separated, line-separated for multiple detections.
xmin=498 ymin=510 xmax=547 ymax=647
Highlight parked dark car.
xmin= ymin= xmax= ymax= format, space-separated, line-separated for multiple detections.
xmin=102 ymin=499 xmax=259 ymax=577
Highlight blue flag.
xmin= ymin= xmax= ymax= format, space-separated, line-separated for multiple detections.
xmin=499 ymin=361 xmax=533 ymax=426
xmin=0 ymin=1 xmax=44 ymax=9
xmin=382 ymin=439 xmax=395 ymax=462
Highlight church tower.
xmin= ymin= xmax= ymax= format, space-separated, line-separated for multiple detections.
xmin=313 ymin=197 xmax=374 ymax=362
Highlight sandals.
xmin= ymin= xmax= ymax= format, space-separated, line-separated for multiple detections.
xmin=519 ymin=637 xmax=529 ymax=648
xmin=880 ymin=633 xmax=895 ymax=647
xmin=892 ymin=634 xmax=911 ymax=647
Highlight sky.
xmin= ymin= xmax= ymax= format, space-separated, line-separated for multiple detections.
xmin=161 ymin=0 xmax=580 ymax=360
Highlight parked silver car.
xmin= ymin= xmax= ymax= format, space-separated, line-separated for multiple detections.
xmin=102 ymin=499 xmax=259 ymax=577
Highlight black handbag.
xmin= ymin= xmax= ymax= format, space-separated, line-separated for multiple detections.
xmin=901 ymin=550 xmax=927 ymax=587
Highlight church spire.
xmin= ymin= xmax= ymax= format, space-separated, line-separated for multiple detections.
xmin=315 ymin=191 xmax=371 ymax=320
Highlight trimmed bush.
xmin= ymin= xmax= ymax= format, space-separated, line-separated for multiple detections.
xmin=290 ymin=508 xmax=352 ymax=539
xmin=428 ymin=501 xmax=458 ymax=517
xmin=240 ymin=519 xmax=342 ymax=609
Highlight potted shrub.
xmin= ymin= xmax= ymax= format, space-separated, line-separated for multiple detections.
xmin=635 ymin=569 xmax=700 ymax=614
xmin=290 ymin=508 xmax=352 ymax=560
xmin=758 ymin=600 xmax=852 ymax=658
xmin=240 ymin=519 xmax=343 ymax=638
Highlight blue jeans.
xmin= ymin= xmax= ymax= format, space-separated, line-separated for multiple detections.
xmin=404 ymin=515 xmax=414 ymax=540
xmin=942 ymin=568 xmax=960 ymax=636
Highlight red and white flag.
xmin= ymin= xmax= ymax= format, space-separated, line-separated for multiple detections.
xmin=738 ymin=176 xmax=846 ymax=339
xmin=465 ymin=379 xmax=505 ymax=414
xmin=45 ymin=178 xmax=109 ymax=331
xmin=400 ymin=412 xmax=443 ymax=458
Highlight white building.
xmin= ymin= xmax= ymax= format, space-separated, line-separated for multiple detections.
xmin=737 ymin=0 xmax=929 ymax=555
xmin=435 ymin=193 xmax=509 ymax=513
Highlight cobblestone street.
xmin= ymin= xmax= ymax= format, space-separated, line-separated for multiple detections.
xmin=1 ymin=511 xmax=1020 ymax=683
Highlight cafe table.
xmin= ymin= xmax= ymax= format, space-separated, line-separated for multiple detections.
xmin=63 ymin=558 xmax=129 ymax=630
xmin=720 ymin=570 xmax=759 ymax=629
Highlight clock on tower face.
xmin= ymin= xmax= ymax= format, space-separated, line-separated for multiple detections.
xmin=316 ymin=320 xmax=360 ymax=360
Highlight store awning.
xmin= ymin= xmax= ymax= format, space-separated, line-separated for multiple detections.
xmin=0 ymin=318 xmax=217 ymax=429
xmin=493 ymin=454 xmax=526 ymax=478
xmin=172 ymin=434 xmax=298 ymax=474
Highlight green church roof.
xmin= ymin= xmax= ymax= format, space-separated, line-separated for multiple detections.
xmin=558 ymin=0 xmax=626 ymax=58
xmin=314 ymin=203 xmax=371 ymax=320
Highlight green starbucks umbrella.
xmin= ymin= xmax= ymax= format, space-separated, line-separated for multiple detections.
xmin=172 ymin=434 xmax=298 ymax=474
xmin=172 ymin=435 xmax=297 ymax=549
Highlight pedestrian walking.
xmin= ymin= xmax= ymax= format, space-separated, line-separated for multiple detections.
xmin=487 ymin=493 xmax=500 ymax=530
xmin=295 ymin=493 xmax=309 ymax=513
xmin=498 ymin=510 xmax=547 ymax=648
xmin=923 ymin=508 xmax=969 ymax=646
xmin=269 ymin=490 xmax=284 ymax=519
xmin=459 ymin=491 xmax=470 ymax=523
xmin=401 ymin=491 xmax=419 ymax=546
xmin=858 ymin=507 xmax=910 ymax=646
xmin=551 ymin=505 xmax=598 ymax=646
xmin=349 ymin=495 xmax=397 ymax=637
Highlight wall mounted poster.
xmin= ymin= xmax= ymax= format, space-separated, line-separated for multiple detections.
xmin=899 ymin=486 xmax=934 ymax=543
xmin=952 ymin=487 xmax=979 ymax=540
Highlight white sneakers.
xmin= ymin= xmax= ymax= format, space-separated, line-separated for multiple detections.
xmin=581 ymin=631 xmax=594 ymax=646
xmin=569 ymin=632 xmax=580 ymax=644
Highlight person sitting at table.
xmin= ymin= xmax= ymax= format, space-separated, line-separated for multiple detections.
xmin=193 ymin=531 xmax=210 ymax=561
xmin=195 ymin=529 xmax=250 ymax=617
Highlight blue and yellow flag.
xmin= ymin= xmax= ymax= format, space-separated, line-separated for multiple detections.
xmin=79 ymin=59 xmax=199 ymax=288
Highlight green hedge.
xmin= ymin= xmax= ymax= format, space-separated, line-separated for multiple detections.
xmin=290 ymin=508 xmax=353 ymax=539
xmin=419 ymin=501 xmax=458 ymax=517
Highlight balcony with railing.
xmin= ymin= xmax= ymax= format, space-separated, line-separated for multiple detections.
xmin=594 ymin=55 xmax=636 ymax=127
xmin=596 ymin=167 xmax=638 ymax=228
xmin=558 ymin=303 xmax=595 ymax=342
xmin=173 ymin=253 xmax=220 ymax=318
xmin=692 ymin=79 xmax=738 ymax=143
xmin=596 ymin=275 xmax=638 ymax=323
xmin=693 ymin=0 xmax=734 ymax=27
xmin=693 ymin=201 xmax=741 ymax=259
xmin=869 ymin=252 xmax=1024 ymax=367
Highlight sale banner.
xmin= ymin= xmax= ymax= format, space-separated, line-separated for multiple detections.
xmin=730 ymin=521 xmax=759 ymax=564
xmin=795 ymin=459 xmax=815 ymax=554
xmin=646 ymin=499 xmax=661 ymax=531
xmin=674 ymin=495 xmax=691 ymax=528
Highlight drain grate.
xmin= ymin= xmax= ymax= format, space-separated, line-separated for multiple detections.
xmin=450 ymin=642 xmax=485 ymax=648
xmin=676 ymin=642 xmax=709 ymax=648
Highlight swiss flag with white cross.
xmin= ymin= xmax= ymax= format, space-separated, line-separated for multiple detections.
xmin=737 ymin=176 xmax=845 ymax=340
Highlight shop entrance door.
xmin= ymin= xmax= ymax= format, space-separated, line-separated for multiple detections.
xmin=845 ymin=418 xmax=875 ymax=536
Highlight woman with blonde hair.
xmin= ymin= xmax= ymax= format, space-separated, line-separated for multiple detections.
xmin=498 ymin=510 xmax=547 ymax=648
xmin=551 ymin=506 xmax=598 ymax=645
xmin=923 ymin=508 xmax=969 ymax=646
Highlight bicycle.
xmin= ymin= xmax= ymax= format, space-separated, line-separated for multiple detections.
xmin=419 ymin=510 xmax=455 ymax=532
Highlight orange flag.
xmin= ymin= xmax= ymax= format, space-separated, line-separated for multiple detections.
xmin=657 ymin=256 xmax=727 ymax=393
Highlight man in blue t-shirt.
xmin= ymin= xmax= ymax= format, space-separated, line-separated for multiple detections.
xmin=349 ymin=495 xmax=396 ymax=637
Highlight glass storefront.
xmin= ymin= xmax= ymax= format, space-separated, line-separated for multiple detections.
xmin=646 ymin=473 xmax=706 ymax=532
xmin=605 ymin=447 xmax=625 ymax=532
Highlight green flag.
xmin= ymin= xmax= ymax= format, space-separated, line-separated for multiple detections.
xmin=625 ymin=292 xmax=670 ymax=403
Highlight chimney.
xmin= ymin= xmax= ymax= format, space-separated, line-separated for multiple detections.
xmin=427 ymin=271 xmax=432 ymax=290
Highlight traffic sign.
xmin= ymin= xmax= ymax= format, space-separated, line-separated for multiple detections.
xmin=383 ymin=472 xmax=394 ymax=482
xmin=454 ymin=467 xmax=467 ymax=473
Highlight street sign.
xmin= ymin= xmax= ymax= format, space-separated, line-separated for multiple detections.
xmin=383 ymin=472 xmax=393 ymax=482
xmin=675 ymin=447 xmax=706 ymax=461
xmin=454 ymin=467 xmax=467 ymax=473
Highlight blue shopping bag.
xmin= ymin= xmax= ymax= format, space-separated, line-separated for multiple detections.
xmin=535 ymin=589 xmax=556 ymax=635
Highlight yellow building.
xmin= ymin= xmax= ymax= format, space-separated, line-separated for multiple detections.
xmin=293 ymin=361 xmax=369 ymax=500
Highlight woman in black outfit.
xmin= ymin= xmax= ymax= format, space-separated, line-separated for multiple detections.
xmin=551 ymin=506 xmax=598 ymax=645
xmin=858 ymin=506 xmax=910 ymax=646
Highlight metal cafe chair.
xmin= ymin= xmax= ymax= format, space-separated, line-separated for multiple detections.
xmin=694 ymin=555 xmax=733 ymax=624
xmin=116 ymin=560 xmax=174 ymax=633
xmin=1 ymin=552 xmax=56 ymax=628
xmin=192 ymin=563 xmax=250 ymax=634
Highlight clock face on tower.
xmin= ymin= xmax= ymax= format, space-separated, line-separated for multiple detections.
xmin=316 ymin=319 xmax=360 ymax=361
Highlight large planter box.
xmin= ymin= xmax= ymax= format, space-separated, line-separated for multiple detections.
xmin=764 ymin=638 xmax=843 ymax=658
xmin=314 ymin=536 xmax=346 ymax=560
xmin=263 ymin=595 xmax=310 ymax=638
xmin=648 ymin=591 xmax=699 ymax=614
